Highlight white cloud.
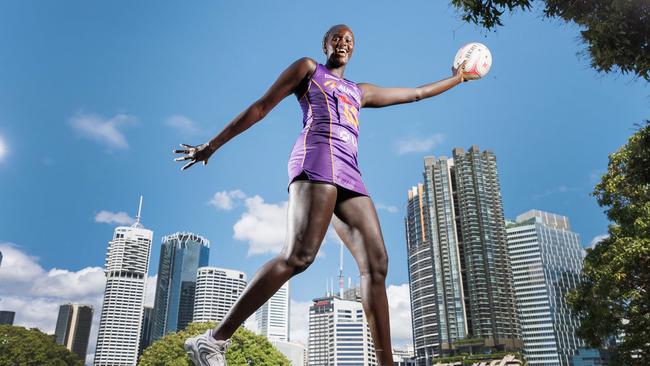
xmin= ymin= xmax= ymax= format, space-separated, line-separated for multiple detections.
xmin=94 ymin=210 xmax=136 ymax=225
xmin=0 ymin=243 xmax=44 ymax=284
xmin=395 ymin=134 xmax=445 ymax=155
xmin=375 ymin=203 xmax=398 ymax=214
xmin=233 ymin=196 xmax=288 ymax=255
xmin=69 ymin=112 xmax=136 ymax=150
xmin=209 ymin=190 xmax=247 ymax=211
xmin=0 ymin=243 xmax=107 ymax=364
xmin=166 ymin=115 xmax=201 ymax=136
xmin=589 ymin=234 xmax=609 ymax=249
xmin=289 ymin=300 xmax=311 ymax=346
xmin=30 ymin=267 xmax=106 ymax=299
xmin=0 ymin=134 xmax=7 ymax=161
xmin=387 ymin=283 xmax=412 ymax=344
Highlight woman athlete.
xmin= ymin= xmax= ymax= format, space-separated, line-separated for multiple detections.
xmin=177 ymin=24 xmax=467 ymax=366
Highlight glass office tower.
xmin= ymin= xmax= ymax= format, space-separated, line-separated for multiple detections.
xmin=152 ymin=232 xmax=209 ymax=340
xmin=507 ymin=210 xmax=585 ymax=366
xmin=54 ymin=303 xmax=93 ymax=361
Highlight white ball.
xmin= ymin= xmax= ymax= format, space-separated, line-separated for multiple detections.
xmin=453 ymin=42 xmax=492 ymax=80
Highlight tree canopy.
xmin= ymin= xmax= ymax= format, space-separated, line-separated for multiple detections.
xmin=0 ymin=325 xmax=84 ymax=366
xmin=450 ymin=0 xmax=650 ymax=80
xmin=138 ymin=322 xmax=291 ymax=366
xmin=567 ymin=122 xmax=650 ymax=364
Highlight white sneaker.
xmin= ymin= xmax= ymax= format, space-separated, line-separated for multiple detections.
xmin=184 ymin=330 xmax=231 ymax=366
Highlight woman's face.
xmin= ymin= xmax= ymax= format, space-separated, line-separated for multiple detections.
xmin=323 ymin=26 xmax=354 ymax=67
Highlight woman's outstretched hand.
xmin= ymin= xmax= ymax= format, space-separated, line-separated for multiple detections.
xmin=452 ymin=60 xmax=467 ymax=83
xmin=173 ymin=143 xmax=213 ymax=171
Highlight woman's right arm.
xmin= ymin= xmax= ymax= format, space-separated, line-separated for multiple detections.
xmin=175 ymin=57 xmax=317 ymax=170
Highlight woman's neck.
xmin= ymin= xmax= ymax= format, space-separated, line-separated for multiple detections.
xmin=324 ymin=61 xmax=346 ymax=79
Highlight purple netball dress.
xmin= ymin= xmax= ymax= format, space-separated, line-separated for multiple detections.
xmin=288 ymin=63 xmax=368 ymax=196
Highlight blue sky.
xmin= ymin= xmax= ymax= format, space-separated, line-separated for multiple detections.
xmin=0 ymin=0 xmax=648 ymax=354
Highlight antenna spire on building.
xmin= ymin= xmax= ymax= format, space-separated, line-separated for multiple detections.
xmin=339 ymin=242 xmax=344 ymax=297
xmin=133 ymin=195 xmax=144 ymax=228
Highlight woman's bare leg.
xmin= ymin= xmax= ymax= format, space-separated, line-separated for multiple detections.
xmin=212 ymin=181 xmax=337 ymax=340
xmin=332 ymin=194 xmax=393 ymax=365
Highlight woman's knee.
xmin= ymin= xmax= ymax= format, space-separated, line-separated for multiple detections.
xmin=360 ymin=248 xmax=389 ymax=282
xmin=284 ymin=251 xmax=317 ymax=275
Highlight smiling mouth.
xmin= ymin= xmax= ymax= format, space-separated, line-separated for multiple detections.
xmin=336 ymin=48 xmax=348 ymax=55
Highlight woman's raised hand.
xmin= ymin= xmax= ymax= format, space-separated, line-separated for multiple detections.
xmin=173 ymin=143 xmax=213 ymax=171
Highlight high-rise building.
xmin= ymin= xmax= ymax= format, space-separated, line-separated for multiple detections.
xmin=271 ymin=339 xmax=306 ymax=366
xmin=405 ymin=184 xmax=440 ymax=362
xmin=0 ymin=310 xmax=15 ymax=325
xmin=256 ymin=281 xmax=290 ymax=341
xmin=393 ymin=345 xmax=417 ymax=366
xmin=94 ymin=197 xmax=152 ymax=366
xmin=308 ymin=294 xmax=377 ymax=366
xmin=139 ymin=306 xmax=154 ymax=356
xmin=192 ymin=267 xmax=247 ymax=323
xmin=152 ymin=232 xmax=209 ymax=340
xmin=506 ymin=210 xmax=585 ymax=366
xmin=54 ymin=304 xmax=93 ymax=361
xmin=405 ymin=147 xmax=522 ymax=364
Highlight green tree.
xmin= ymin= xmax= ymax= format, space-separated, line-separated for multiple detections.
xmin=450 ymin=0 xmax=650 ymax=80
xmin=567 ymin=122 xmax=650 ymax=364
xmin=0 ymin=325 xmax=84 ymax=366
xmin=138 ymin=322 xmax=291 ymax=366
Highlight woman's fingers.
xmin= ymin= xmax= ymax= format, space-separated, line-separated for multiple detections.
xmin=181 ymin=160 xmax=197 ymax=171
xmin=175 ymin=155 xmax=193 ymax=161
xmin=173 ymin=149 xmax=190 ymax=154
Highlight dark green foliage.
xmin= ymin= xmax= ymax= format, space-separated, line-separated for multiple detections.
xmin=138 ymin=322 xmax=291 ymax=366
xmin=567 ymin=122 xmax=650 ymax=365
xmin=450 ymin=0 xmax=650 ymax=80
xmin=0 ymin=325 xmax=84 ymax=366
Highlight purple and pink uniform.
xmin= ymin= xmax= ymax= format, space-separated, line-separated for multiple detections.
xmin=288 ymin=63 xmax=368 ymax=196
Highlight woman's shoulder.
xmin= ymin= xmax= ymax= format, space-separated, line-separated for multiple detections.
xmin=293 ymin=57 xmax=318 ymax=72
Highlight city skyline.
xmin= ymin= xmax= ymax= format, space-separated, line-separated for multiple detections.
xmin=0 ymin=1 xmax=647 ymax=364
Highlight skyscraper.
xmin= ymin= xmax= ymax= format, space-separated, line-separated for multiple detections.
xmin=405 ymin=184 xmax=440 ymax=362
xmin=192 ymin=266 xmax=247 ymax=323
xmin=256 ymin=281 xmax=290 ymax=341
xmin=308 ymin=293 xmax=377 ymax=366
xmin=94 ymin=197 xmax=152 ymax=366
xmin=139 ymin=306 xmax=154 ymax=356
xmin=405 ymin=147 xmax=522 ymax=364
xmin=54 ymin=304 xmax=93 ymax=361
xmin=506 ymin=210 xmax=585 ymax=366
xmin=152 ymin=232 xmax=209 ymax=340
xmin=0 ymin=310 xmax=15 ymax=325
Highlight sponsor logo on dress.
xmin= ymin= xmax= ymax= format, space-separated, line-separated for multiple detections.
xmin=336 ymin=84 xmax=360 ymax=102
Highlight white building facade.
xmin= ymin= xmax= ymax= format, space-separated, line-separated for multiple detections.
xmin=506 ymin=210 xmax=585 ymax=366
xmin=309 ymin=295 xmax=377 ymax=366
xmin=271 ymin=339 xmax=307 ymax=366
xmin=192 ymin=267 xmax=247 ymax=323
xmin=94 ymin=199 xmax=152 ymax=366
xmin=256 ymin=281 xmax=290 ymax=341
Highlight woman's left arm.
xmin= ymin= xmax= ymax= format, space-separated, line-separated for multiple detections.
xmin=359 ymin=66 xmax=465 ymax=108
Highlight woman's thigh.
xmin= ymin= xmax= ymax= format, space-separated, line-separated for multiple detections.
xmin=282 ymin=181 xmax=338 ymax=262
xmin=332 ymin=195 xmax=388 ymax=273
